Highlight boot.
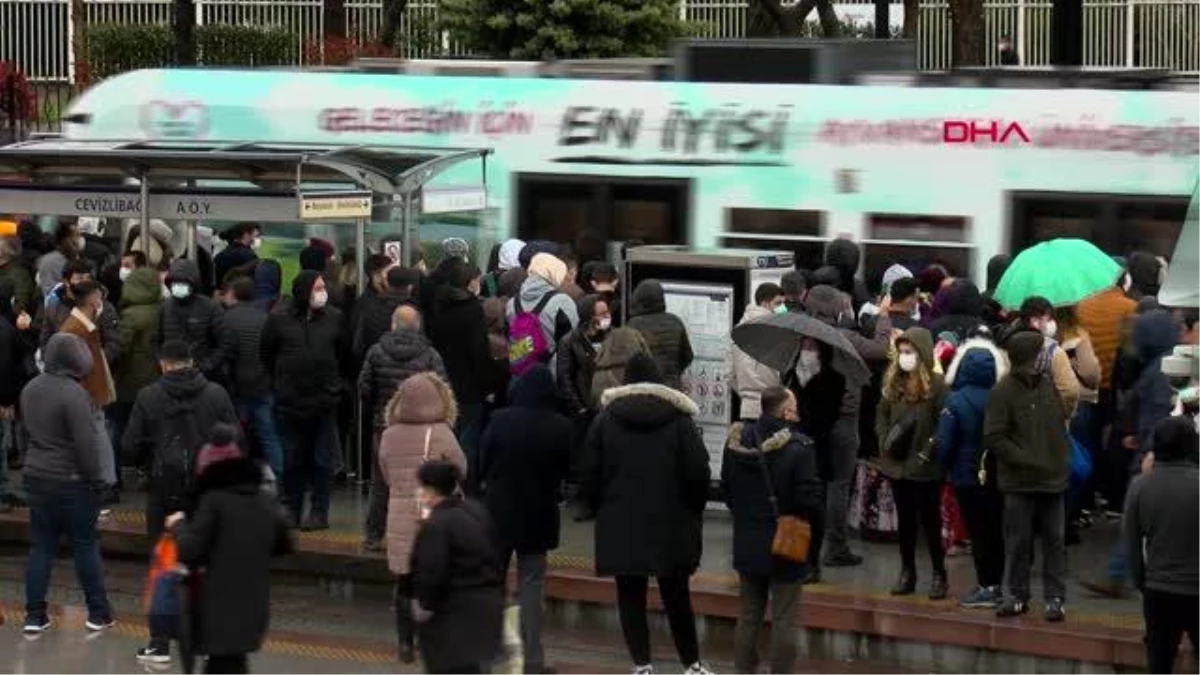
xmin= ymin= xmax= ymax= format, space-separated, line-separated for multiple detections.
xmin=929 ymin=571 xmax=949 ymax=601
xmin=890 ymin=569 xmax=917 ymax=596
xmin=301 ymin=513 xmax=329 ymax=532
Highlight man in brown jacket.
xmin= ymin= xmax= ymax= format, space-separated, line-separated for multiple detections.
xmin=57 ymin=279 xmax=117 ymax=487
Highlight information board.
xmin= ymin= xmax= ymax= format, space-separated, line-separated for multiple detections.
xmin=661 ymin=282 xmax=735 ymax=477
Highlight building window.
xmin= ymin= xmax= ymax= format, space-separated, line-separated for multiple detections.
xmin=726 ymin=208 xmax=823 ymax=237
xmin=862 ymin=213 xmax=972 ymax=293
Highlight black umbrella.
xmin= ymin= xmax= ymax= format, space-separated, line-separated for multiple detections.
xmin=732 ymin=312 xmax=871 ymax=386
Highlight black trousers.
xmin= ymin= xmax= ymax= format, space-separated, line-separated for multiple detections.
xmin=205 ymin=654 xmax=249 ymax=674
xmin=889 ymin=479 xmax=945 ymax=575
xmin=804 ymin=483 xmax=828 ymax=571
xmin=394 ymin=573 xmax=415 ymax=658
xmin=956 ymin=485 xmax=1005 ymax=588
xmin=1143 ymin=588 xmax=1199 ymax=674
xmin=615 ymin=574 xmax=700 ymax=668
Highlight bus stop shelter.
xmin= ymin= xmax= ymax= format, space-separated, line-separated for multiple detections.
xmin=0 ymin=139 xmax=493 ymax=270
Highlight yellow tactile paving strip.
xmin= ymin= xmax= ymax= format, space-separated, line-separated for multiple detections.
xmin=0 ymin=601 xmax=395 ymax=663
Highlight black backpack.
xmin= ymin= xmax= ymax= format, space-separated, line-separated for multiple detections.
xmin=153 ymin=398 xmax=205 ymax=511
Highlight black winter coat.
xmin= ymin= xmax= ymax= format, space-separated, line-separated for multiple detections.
xmin=358 ymin=328 xmax=446 ymax=431
xmin=158 ymin=263 xmax=225 ymax=386
xmin=122 ymin=368 xmax=238 ymax=471
xmin=481 ymin=366 xmax=572 ymax=554
xmin=579 ymin=382 xmax=710 ymax=577
xmin=556 ymin=324 xmax=599 ymax=415
xmin=0 ymin=313 xmax=34 ymax=407
xmin=352 ymin=287 xmax=413 ymax=363
xmin=212 ymin=242 xmax=257 ymax=290
xmin=626 ymin=281 xmax=694 ymax=391
xmin=412 ymin=497 xmax=505 ymax=672
xmin=219 ymin=303 xmax=271 ymax=399
xmin=261 ymin=273 xmax=347 ymax=418
xmin=721 ymin=418 xmax=823 ymax=582
xmin=171 ymin=458 xmax=292 ymax=657
xmin=428 ymin=286 xmax=494 ymax=406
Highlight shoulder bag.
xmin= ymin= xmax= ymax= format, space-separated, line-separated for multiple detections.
xmin=755 ymin=445 xmax=811 ymax=564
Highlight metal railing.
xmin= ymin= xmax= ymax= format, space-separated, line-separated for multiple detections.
xmin=2 ymin=0 xmax=1198 ymax=83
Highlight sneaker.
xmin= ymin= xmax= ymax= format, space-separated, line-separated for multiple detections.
xmin=928 ymin=571 xmax=949 ymax=601
xmin=1045 ymin=597 xmax=1066 ymax=623
xmin=996 ymin=598 xmax=1029 ymax=618
xmin=136 ymin=646 xmax=172 ymax=664
xmin=822 ymin=551 xmax=864 ymax=567
xmin=85 ymin=616 xmax=116 ymax=632
xmin=685 ymin=664 xmax=714 ymax=675
xmin=959 ymin=585 xmax=1000 ymax=609
xmin=632 ymin=666 xmax=654 ymax=675
xmin=23 ymin=616 xmax=51 ymax=634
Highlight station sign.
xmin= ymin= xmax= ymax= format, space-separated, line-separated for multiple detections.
xmin=0 ymin=185 xmax=304 ymax=223
xmin=298 ymin=190 xmax=373 ymax=220
xmin=422 ymin=185 xmax=487 ymax=214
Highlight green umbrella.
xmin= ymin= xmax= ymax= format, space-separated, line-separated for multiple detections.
xmin=994 ymin=238 xmax=1121 ymax=309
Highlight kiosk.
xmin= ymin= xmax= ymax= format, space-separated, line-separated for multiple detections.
xmin=624 ymin=246 xmax=795 ymax=482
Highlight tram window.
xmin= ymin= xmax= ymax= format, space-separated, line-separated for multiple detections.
xmin=720 ymin=236 xmax=825 ymax=271
xmin=1116 ymin=201 xmax=1185 ymax=258
xmin=515 ymin=174 xmax=689 ymax=249
xmin=726 ymin=208 xmax=823 ymax=237
xmin=862 ymin=244 xmax=970 ymax=293
xmin=868 ymin=214 xmax=969 ymax=242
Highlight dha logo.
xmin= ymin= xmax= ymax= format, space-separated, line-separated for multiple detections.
xmin=942 ymin=120 xmax=1031 ymax=145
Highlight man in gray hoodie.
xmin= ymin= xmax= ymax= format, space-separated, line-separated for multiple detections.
xmin=1123 ymin=416 xmax=1198 ymax=674
xmin=20 ymin=332 xmax=114 ymax=634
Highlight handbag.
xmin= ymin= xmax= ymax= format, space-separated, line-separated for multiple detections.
xmin=882 ymin=407 xmax=921 ymax=461
xmin=754 ymin=445 xmax=812 ymax=564
xmin=1068 ymin=433 xmax=1092 ymax=496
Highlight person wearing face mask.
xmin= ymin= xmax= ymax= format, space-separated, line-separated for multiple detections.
xmin=722 ymin=386 xmax=822 ymax=674
xmin=789 ymin=338 xmax=848 ymax=584
xmin=261 ymin=272 xmax=347 ymax=531
xmin=157 ymin=259 xmax=226 ymax=388
xmin=984 ymin=330 xmax=1072 ymax=622
xmin=1009 ymin=296 xmax=1081 ymax=417
xmin=105 ymin=251 xmax=148 ymax=308
xmin=57 ymin=281 xmax=119 ymax=492
xmin=876 ymin=327 xmax=949 ymax=600
xmin=111 ymin=266 xmax=164 ymax=494
xmin=213 ymin=223 xmax=261 ymax=292
xmin=557 ymin=295 xmax=612 ymax=518
xmin=37 ymin=260 xmax=120 ymax=370
xmin=585 ymin=262 xmax=623 ymax=328
xmin=731 ymin=284 xmax=785 ymax=423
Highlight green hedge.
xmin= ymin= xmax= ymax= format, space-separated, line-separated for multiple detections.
xmin=84 ymin=24 xmax=299 ymax=81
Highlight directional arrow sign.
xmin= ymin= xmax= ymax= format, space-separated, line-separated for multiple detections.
xmin=298 ymin=190 xmax=373 ymax=221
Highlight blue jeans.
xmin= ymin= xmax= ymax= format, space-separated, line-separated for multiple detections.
xmin=24 ymin=476 xmax=112 ymax=622
xmin=279 ymin=410 xmax=337 ymax=521
xmin=237 ymin=395 xmax=284 ymax=479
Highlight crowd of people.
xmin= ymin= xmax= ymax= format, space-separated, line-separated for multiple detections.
xmin=0 ymin=213 xmax=1196 ymax=674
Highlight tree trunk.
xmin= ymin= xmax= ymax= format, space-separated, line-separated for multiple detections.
xmin=174 ymin=0 xmax=196 ymax=66
xmin=70 ymin=0 xmax=86 ymax=84
xmin=902 ymin=0 xmax=920 ymax=39
xmin=378 ymin=0 xmax=410 ymax=51
xmin=815 ymin=0 xmax=840 ymax=36
xmin=948 ymin=0 xmax=986 ymax=66
xmin=748 ymin=0 xmax=806 ymax=36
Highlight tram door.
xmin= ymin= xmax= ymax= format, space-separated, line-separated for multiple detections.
xmin=1010 ymin=191 xmax=1188 ymax=260
xmin=515 ymin=174 xmax=690 ymax=262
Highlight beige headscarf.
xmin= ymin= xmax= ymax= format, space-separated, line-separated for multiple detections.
xmin=528 ymin=252 xmax=567 ymax=288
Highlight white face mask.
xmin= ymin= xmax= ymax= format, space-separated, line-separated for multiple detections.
xmin=161 ymin=285 xmax=171 ymax=299
xmin=73 ymin=235 xmax=86 ymax=250
xmin=310 ymin=289 xmax=329 ymax=309
xmin=251 ymin=237 xmax=263 ymax=251
xmin=118 ymin=267 xmax=132 ymax=282
xmin=796 ymin=350 xmax=821 ymax=386
xmin=1121 ymin=274 xmax=1132 ymax=293
xmin=1042 ymin=319 xmax=1058 ymax=339
xmin=169 ymin=283 xmax=192 ymax=300
xmin=596 ymin=316 xmax=612 ymax=331
xmin=897 ymin=352 xmax=920 ymax=373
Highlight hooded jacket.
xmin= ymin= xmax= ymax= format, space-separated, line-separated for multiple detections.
xmin=935 ymin=339 xmax=1008 ymax=488
xmin=159 ymin=259 xmax=225 ymax=383
xmin=875 ymin=327 xmax=947 ymax=482
xmin=1126 ymin=251 xmax=1162 ymax=300
xmin=359 ymin=327 xmax=446 ymax=430
xmin=379 ymin=372 xmax=468 ymax=575
xmin=260 ymin=271 xmax=347 ymax=417
xmin=982 ymin=254 xmax=1011 ymax=328
xmin=352 ymin=286 xmax=414 ymax=363
xmin=0 ymin=241 xmax=36 ymax=315
xmin=115 ymin=268 xmax=163 ymax=402
xmin=626 ymin=280 xmax=693 ymax=390
xmin=121 ymin=367 xmax=238 ymax=470
xmin=506 ymin=271 xmax=580 ymax=369
xmin=252 ymin=259 xmax=284 ymax=314
xmin=730 ymin=304 xmax=781 ymax=420
xmin=480 ymin=365 xmax=572 ymax=554
xmin=20 ymin=333 xmax=103 ymax=483
xmin=925 ymin=279 xmax=985 ymax=343
xmin=983 ymin=331 xmax=1071 ymax=493
xmin=823 ymin=239 xmax=871 ymax=312
xmin=579 ymin=382 xmax=711 ymax=577
xmin=721 ymin=417 xmax=822 ymax=582
xmin=212 ymin=240 xmax=258 ymax=290
xmin=1131 ymin=310 xmax=1180 ymax=458
xmin=429 ymin=284 xmax=495 ymax=406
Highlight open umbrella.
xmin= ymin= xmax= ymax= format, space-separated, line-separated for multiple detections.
xmin=732 ymin=312 xmax=871 ymax=386
xmin=993 ymin=238 xmax=1121 ymax=309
